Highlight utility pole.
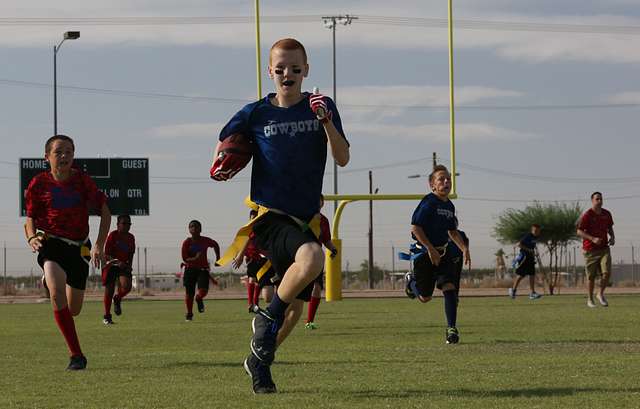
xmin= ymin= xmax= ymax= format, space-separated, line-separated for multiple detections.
xmin=3 ymin=242 xmax=6 ymax=296
xmin=368 ymin=170 xmax=374 ymax=289
xmin=391 ymin=242 xmax=395 ymax=289
xmin=322 ymin=14 xmax=357 ymax=213
xmin=632 ymin=244 xmax=636 ymax=283
xmin=144 ymin=247 xmax=148 ymax=290
xmin=432 ymin=152 xmax=437 ymax=169
xmin=137 ymin=246 xmax=141 ymax=293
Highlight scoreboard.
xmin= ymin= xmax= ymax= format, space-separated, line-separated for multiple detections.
xmin=20 ymin=158 xmax=149 ymax=216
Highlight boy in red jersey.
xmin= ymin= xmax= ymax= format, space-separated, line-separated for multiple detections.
xmin=305 ymin=194 xmax=337 ymax=330
xmin=181 ymin=220 xmax=220 ymax=321
xmin=24 ymin=134 xmax=111 ymax=370
xmin=102 ymin=214 xmax=136 ymax=324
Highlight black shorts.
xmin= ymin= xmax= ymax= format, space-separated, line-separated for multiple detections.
xmin=183 ymin=267 xmax=210 ymax=291
xmin=516 ymin=254 xmax=536 ymax=276
xmin=451 ymin=256 xmax=463 ymax=290
xmin=246 ymin=257 xmax=275 ymax=287
xmin=314 ymin=272 xmax=324 ymax=289
xmin=412 ymin=250 xmax=456 ymax=298
xmin=252 ymin=212 xmax=320 ymax=302
xmin=37 ymin=237 xmax=91 ymax=290
xmin=102 ymin=265 xmax=133 ymax=286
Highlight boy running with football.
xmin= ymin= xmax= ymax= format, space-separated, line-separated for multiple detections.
xmin=25 ymin=134 xmax=111 ymax=370
xmin=214 ymin=38 xmax=349 ymax=393
xmin=404 ymin=165 xmax=470 ymax=344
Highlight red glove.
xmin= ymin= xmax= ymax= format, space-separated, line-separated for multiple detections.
xmin=309 ymin=93 xmax=332 ymax=124
xmin=210 ymin=149 xmax=251 ymax=181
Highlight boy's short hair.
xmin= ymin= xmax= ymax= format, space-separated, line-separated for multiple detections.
xmin=189 ymin=220 xmax=201 ymax=228
xmin=531 ymin=223 xmax=541 ymax=229
xmin=117 ymin=214 xmax=131 ymax=224
xmin=45 ymin=134 xmax=75 ymax=153
xmin=269 ymin=38 xmax=307 ymax=64
xmin=428 ymin=164 xmax=450 ymax=184
xmin=591 ymin=191 xmax=602 ymax=199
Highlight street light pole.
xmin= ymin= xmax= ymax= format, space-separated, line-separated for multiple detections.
xmin=322 ymin=15 xmax=357 ymax=213
xmin=53 ymin=31 xmax=80 ymax=135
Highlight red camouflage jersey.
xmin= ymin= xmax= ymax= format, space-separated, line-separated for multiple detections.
xmin=319 ymin=213 xmax=331 ymax=246
xmin=577 ymin=208 xmax=614 ymax=252
xmin=105 ymin=230 xmax=136 ymax=266
xmin=181 ymin=236 xmax=220 ymax=269
xmin=25 ymin=170 xmax=107 ymax=241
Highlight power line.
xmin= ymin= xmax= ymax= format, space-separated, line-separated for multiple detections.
xmin=1 ymin=15 xmax=639 ymax=36
xmin=2 ymin=78 xmax=638 ymax=112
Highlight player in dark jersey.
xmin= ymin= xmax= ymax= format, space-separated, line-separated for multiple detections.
xmin=508 ymin=224 xmax=542 ymax=300
xmin=305 ymin=194 xmax=338 ymax=330
xmin=181 ymin=220 xmax=220 ymax=321
xmin=24 ymin=134 xmax=111 ymax=370
xmin=404 ymin=165 xmax=470 ymax=344
xmin=102 ymin=214 xmax=136 ymax=324
xmin=216 ymin=38 xmax=349 ymax=393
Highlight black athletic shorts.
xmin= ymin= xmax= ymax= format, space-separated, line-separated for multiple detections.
xmin=314 ymin=272 xmax=324 ymax=290
xmin=183 ymin=267 xmax=210 ymax=291
xmin=102 ymin=265 xmax=132 ymax=286
xmin=246 ymin=257 xmax=276 ymax=287
xmin=252 ymin=212 xmax=320 ymax=302
xmin=451 ymin=256 xmax=463 ymax=291
xmin=412 ymin=249 xmax=456 ymax=298
xmin=37 ymin=237 xmax=91 ymax=290
xmin=515 ymin=254 xmax=536 ymax=276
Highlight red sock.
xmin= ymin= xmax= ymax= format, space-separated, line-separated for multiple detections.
xmin=185 ymin=295 xmax=194 ymax=314
xmin=53 ymin=307 xmax=83 ymax=357
xmin=117 ymin=286 xmax=130 ymax=300
xmin=103 ymin=293 xmax=112 ymax=315
xmin=307 ymin=296 xmax=321 ymax=323
xmin=196 ymin=288 xmax=208 ymax=300
xmin=247 ymin=282 xmax=255 ymax=305
xmin=252 ymin=285 xmax=261 ymax=306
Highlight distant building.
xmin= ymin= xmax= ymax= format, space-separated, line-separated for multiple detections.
xmin=132 ymin=273 xmax=181 ymax=291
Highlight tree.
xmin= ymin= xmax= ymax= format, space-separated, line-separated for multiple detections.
xmin=355 ymin=260 xmax=385 ymax=286
xmin=494 ymin=202 xmax=582 ymax=294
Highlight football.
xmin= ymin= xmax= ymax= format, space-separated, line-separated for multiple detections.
xmin=209 ymin=133 xmax=253 ymax=181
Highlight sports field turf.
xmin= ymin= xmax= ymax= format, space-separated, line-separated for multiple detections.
xmin=1 ymin=295 xmax=639 ymax=408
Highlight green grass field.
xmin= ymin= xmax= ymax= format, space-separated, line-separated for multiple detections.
xmin=2 ymin=295 xmax=639 ymax=408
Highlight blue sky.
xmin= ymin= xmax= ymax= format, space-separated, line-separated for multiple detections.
xmin=2 ymin=0 xmax=639 ymax=273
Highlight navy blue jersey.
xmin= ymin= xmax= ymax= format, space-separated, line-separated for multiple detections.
xmin=220 ymin=93 xmax=346 ymax=222
xmin=411 ymin=193 xmax=457 ymax=247
xmin=519 ymin=233 xmax=537 ymax=254
xmin=447 ymin=230 xmax=468 ymax=259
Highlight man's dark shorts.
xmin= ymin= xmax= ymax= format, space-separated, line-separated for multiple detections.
xmin=183 ymin=267 xmax=210 ymax=291
xmin=252 ymin=212 xmax=320 ymax=302
xmin=102 ymin=264 xmax=132 ymax=287
xmin=515 ymin=254 xmax=536 ymax=276
xmin=412 ymin=250 xmax=457 ymax=298
xmin=38 ymin=237 xmax=91 ymax=290
xmin=246 ymin=257 xmax=276 ymax=288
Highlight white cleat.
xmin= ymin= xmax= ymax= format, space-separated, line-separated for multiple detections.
xmin=596 ymin=293 xmax=609 ymax=307
xmin=587 ymin=298 xmax=597 ymax=308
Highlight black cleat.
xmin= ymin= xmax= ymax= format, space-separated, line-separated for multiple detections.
xmin=446 ymin=327 xmax=460 ymax=344
xmin=196 ymin=297 xmax=205 ymax=313
xmin=248 ymin=303 xmax=256 ymax=313
xmin=404 ymin=272 xmax=416 ymax=299
xmin=243 ymin=354 xmax=276 ymax=394
xmin=185 ymin=313 xmax=193 ymax=322
xmin=113 ymin=295 xmax=122 ymax=316
xmin=66 ymin=355 xmax=87 ymax=370
xmin=103 ymin=315 xmax=114 ymax=325
xmin=250 ymin=306 xmax=279 ymax=365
